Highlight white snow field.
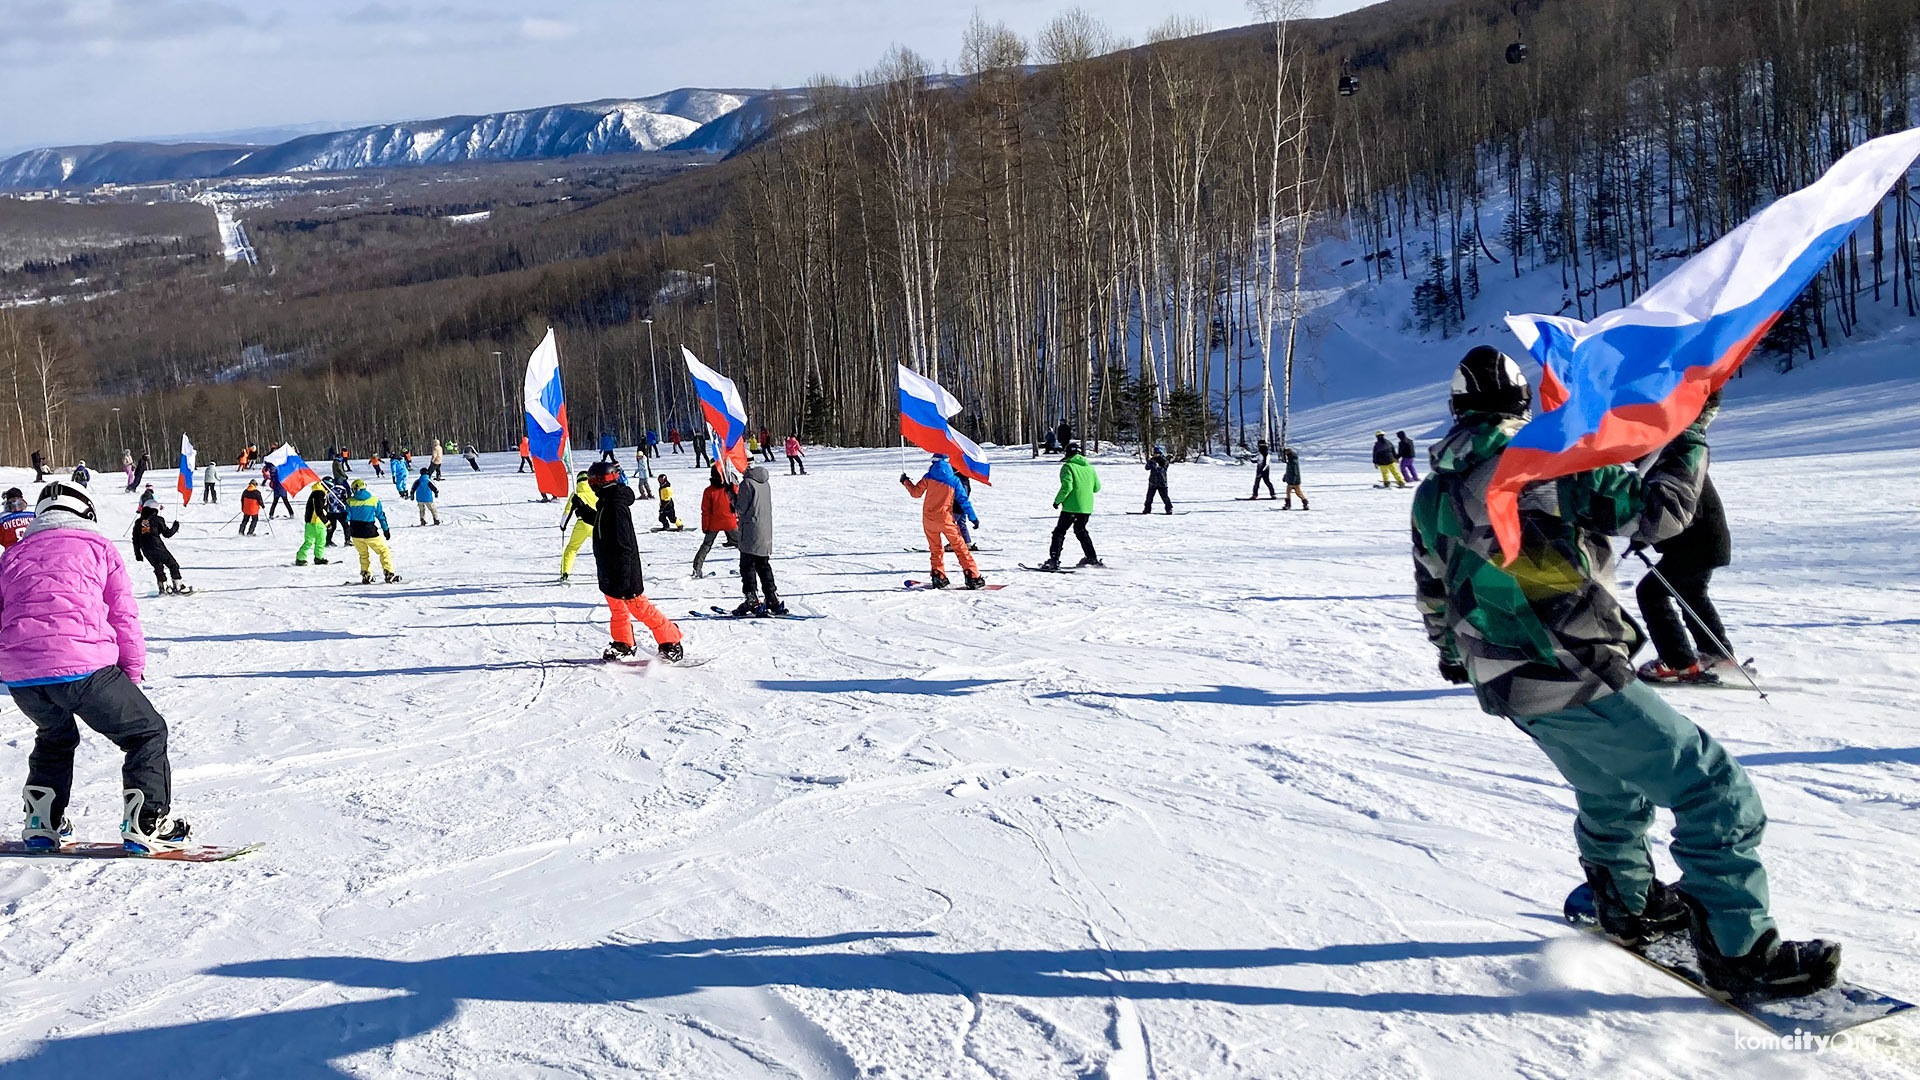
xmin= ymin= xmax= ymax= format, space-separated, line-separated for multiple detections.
xmin=0 ymin=367 xmax=1916 ymax=1078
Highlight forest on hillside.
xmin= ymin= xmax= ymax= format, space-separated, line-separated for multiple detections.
xmin=4 ymin=0 xmax=1920 ymax=467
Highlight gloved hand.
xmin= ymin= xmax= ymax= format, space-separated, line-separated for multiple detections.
xmin=969 ymin=517 xmax=980 ymax=529
xmin=1052 ymin=503 xmax=1061 ymax=510
xmin=899 ymin=474 xmax=910 ymax=484
xmin=1438 ymin=658 xmax=1470 ymax=685
xmin=382 ymin=529 xmax=391 ymax=541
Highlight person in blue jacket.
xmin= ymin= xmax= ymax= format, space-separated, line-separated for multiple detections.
xmin=599 ymin=431 xmax=618 ymax=463
xmin=390 ymin=452 xmax=410 ymax=499
xmin=410 ymin=469 xmax=441 ymax=525
xmin=346 ymin=479 xmax=400 ymax=584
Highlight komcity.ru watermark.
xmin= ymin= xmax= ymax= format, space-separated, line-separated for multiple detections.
xmin=1735 ymin=1028 xmax=1894 ymax=1052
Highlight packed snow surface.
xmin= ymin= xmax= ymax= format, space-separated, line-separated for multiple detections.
xmin=0 ymin=364 xmax=1915 ymax=1077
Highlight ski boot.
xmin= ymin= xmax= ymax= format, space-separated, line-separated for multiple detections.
xmin=172 ymin=582 xmax=193 ymax=595
xmin=1679 ymin=892 xmax=1841 ymax=999
xmin=964 ymin=573 xmax=987 ymax=590
xmin=121 ymin=789 xmax=191 ymax=855
xmin=558 ymin=572 xmax=571 ymax=586
xmin=1701 ymin=654 xmax=1756 ymax=680
xmin=360 ymin=572 xmax=374 ymax=585
xmin=313 ymin=557 xmax=328 ymax=566
xmin=1075 ymin=556 xmax=1105 ymax=569
xmin=1637 ymin=658 xmax=1719 ymax=685
xmin=1581 ymin=861 xmax=1689 ymax=946
xmin=22 ymin=785 xmax=72 ymax=851
xmin=732 ymin=600 xmax=764 ymax=617
xmin=603 ymin=640 xmax=637 ymax=662
xmin=384 ymin=572 xmax=403 ymax=584
xmin=1036 ymin=558 xmax=1061 ymax=572
xmin=294 ymin=559 xmax=307 ymax=566
xmin=928 ymin=571 xmax=950 ymax=590
xmin=658 ymin=641 xmax=685 ymax=663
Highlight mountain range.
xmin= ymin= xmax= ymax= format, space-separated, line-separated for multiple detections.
xmin=0 ymin=88 xmax=783 ymax=191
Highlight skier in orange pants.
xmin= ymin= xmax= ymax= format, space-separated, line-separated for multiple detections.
xmin=578 ymin=461 xmax=685 ymax=661
xmin=901 ymin=453 xmax=985 ymax=590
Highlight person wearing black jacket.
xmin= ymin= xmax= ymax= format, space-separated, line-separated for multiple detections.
xmin=1372 ymin=431 xmax=1405 ymax=488
xmin=1281 ymin=447 xmax=1308 ymax=510
xmin=321 ymin=478 xmax=351 ymax=546
xmin=30 ymin=449 xmax=44 ymax=483
xmin=1251 ymin=439 xmax=1277 ymax=499
xmin=131 ymin=498 xmax=190 ymax=594
xmin=1395 ymin=431 xmax=1419 ymax=483
xmin=578 ymin=461 xmax=684 ymax=662
xmin=1636 ymin=471 xmax=1736 ymax=683
xmin=1142 ymin=446 xmax=1172 ymax=514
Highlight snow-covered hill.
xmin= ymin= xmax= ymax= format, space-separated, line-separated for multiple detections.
xmin=0 ymin=89 xmax=769 ymax=190
xmin=0 ymin=358 xmax=1912 ymax=1076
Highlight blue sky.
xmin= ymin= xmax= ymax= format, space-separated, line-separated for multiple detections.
xmin=0 ymin=0 xmax=1375 ymax=152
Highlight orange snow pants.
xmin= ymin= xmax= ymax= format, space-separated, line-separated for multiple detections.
xmin=927 ymin=520 xmax=978 ymax=577
xmin=607 ymin=595 xmax=683 ymax=647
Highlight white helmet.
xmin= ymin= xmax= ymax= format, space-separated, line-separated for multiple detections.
xmin=35 ymin=481 xmax=96 ymax=521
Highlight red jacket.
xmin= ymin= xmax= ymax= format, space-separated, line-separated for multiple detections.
xmin=700 ymin=484 xmax=738 ymax=532
xmin=240 ymin=487 xmax=264 ymax=513
xmin=519 ymin=436 xmax=530 ymax=456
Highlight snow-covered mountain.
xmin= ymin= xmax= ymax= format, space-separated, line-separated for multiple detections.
xmin=0 ymin=89 xmax=770 ymax=190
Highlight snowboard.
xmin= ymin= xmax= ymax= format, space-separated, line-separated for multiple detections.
xmin=1019 ymin=564 xmax=1075 ymax=574
xmin=1126 ymin=511 xmax=1185 ymax=515
xmin=603 ymin=654 xmax=714 ymax=669
xmin=904 ymin=580 xmax=1007 ymax=591
xmin=649 ymin=526 xmax=688 ymax=533
xmin=0 ymin=840 xmax=262 ymax=863
xmin=342 ymin=578 xmax=403 ymax=586
xmin=687 ymin=606 xmax=824 ymax=621
xmin=1563 ymin=882 xmax=1911 ymax=1036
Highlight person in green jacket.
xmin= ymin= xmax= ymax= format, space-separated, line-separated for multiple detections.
xmin=1039 ymin=443 xmax=1102 ymax=570
xmin=1411 ymin=345 xmax=1838 ymax=999
xmin=294 ymin=482 xmax=331 ymax=566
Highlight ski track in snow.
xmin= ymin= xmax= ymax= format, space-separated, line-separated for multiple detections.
xmin=0 ymin=390 xmax=1915 ymax=1076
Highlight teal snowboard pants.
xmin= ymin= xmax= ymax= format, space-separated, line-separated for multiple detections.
xmin=1512 ymin=679 xmax=1773 ymax=956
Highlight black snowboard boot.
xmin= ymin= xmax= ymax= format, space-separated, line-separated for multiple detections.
xmin=1679 ymin=891 xmax=1841 ymax=999
xmin=603 ymin=640 xmax=637 ymax=661
xmin=384 ymin=572 xmax=403 ymax=584
xmin=1037 ymin=558 xmax=1061 ymax=572
xmin=1076 ymin=556 xmax=1104 ymax=568
xmin=766 ymin=601 xmax=790 ymax=617
xmin=658 ymin=641 xmax=685 ymax=663
xmin=733 ymin=600 xmax=764 ymax=617
xmin=1582 ymin=861 xmax=1689 ymax=946
xmin=929 ymin=571 xmax=950 ymax=589
xmin=360 ymin=572 xmax=374 ymax=585
xmin=964 ymin=573 xmax=987 ymax=590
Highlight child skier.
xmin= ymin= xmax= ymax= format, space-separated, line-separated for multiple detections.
xmin=296 ymin=483 xmax=331 ymax=566
xmin=1412 ymin=345 xmax=1838 ymax=998
xmin=559 ymin=471 xmax=596 ymax=585
xmin=733 ymin=463 xmax=786 ymax=615
xmin=1282 ymin=446 xmax=1308 ymax=510
xmin=693 ymin=466 xmax=738 ymax=579
xmin=131 ymin=493 xmax=191 ymax=595
xmin=902 ymin=453 xmax=984 ymax=589
xmin=655 ymin=474 xmax=683 ymax=530
xmin=2 ymin=481 xmax=192 ymax=852
xmin=632 ymin=446 xmax=655 ymax=499
xmin=577 ymin=461 xmax=684 ymax=662
xmin=411 ymin=469 xmax=441 ymax=525
xmin=1373 ymin=431 xmax=1406 ymax=488
xmin=238 ymin=481 xmax=263 ymax=535
xmin=1039 ymin=443 xmax=1101 ymax=571
xmin=1143 ymin=445 xmax=1171 ymax=513
xmin=345 ymin=479 xmax=399 ymax=583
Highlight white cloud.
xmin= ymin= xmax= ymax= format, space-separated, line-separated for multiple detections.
xmin=520 ymin=16 xmax=577 ymax=41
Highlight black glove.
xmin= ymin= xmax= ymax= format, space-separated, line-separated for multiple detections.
xmin=1438 ymin=658 xmax=1470 ymax=685
xmin=899 ymin=474 xmax=910 ymax=484
xmin=382 ymin=529 xmax=391 ymax=540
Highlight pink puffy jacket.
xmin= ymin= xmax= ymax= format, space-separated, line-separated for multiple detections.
xmin=784 ymin=437 xmax=802 ymax=457
xmin=0 ymin=525 xmax=145 ymax=684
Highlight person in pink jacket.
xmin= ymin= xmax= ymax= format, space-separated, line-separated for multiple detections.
xmin=0 ymin=482 xmax=191 ymax=853
xmin=783 ymin=434 xmax=807 ymax=476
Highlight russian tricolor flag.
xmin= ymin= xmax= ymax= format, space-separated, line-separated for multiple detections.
xmin=898 ymin=365 xmax=990 ymax=485
xmin=683 ymin=347 xmax=751 ymax=475
xmin=522 ymin=328 xmax=572 ymax=499
xmin=265 ymin=442 xmax=320 ymax=495
xmin=177 ymin=434 xmax=196 ymax=505
xmin=1493 ymin=126 xmax=1920 ymax=560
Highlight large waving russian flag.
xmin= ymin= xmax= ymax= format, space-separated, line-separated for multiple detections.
xmin=177 ymin=434 xmax=196 ymax=505
xmin=523 ymin=328 xmax=572 ymax=499
xmin=264 ymin=442 xmax=320 ymax=495
xmin=898 ymin=364 xmax=991 ymax=485
xmin=683 ymin=347 xmax=751 ymax=475
xmin=1492 ymin=126 xmax=1920 ymax=560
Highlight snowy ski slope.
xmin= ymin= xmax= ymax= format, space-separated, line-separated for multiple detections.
xmin=0 ymin=367 xmax=1914 ymax=1077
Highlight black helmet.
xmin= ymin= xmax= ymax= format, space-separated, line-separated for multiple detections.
xmin=1451 ymin=345 xmax=1532 ymax=420
xmin=586 ymin=461 xmax=620 ymax=486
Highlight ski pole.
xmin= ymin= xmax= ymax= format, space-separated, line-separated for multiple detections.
xmin=1633 ymin=548 xmax=1768 ymax=702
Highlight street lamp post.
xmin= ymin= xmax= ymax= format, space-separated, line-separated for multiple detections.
xmin=643 ymin=319 xmax=662 ymax=446
xmin=111 ymin=407 xmax=124 ymax=454
xmin=703 ymin=262 xmax=720 ymax=368
xmin=269 ymin=385 xmax=284 ymax=444
xmin=492 ymin=350 xmax=508 ymax=449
